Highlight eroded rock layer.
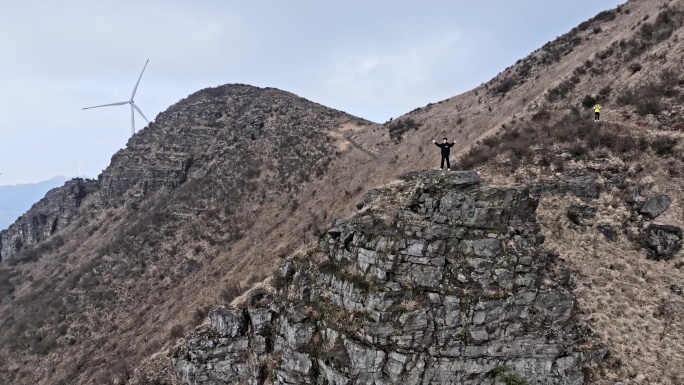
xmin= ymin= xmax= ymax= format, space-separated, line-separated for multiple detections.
xmin=173 ymin=170 xmax=598 ymax=385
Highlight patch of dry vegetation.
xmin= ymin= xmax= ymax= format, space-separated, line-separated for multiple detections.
xmin=4 ymin=1 xmax=684 ymax=384
xmin=538 ymin=195 xmax=684 ymax=385
xmin=457 ymin=90 xmax=684 ymax=384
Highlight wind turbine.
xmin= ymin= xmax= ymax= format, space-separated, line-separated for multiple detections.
xmin=83 ymin=59 xmax=150 ymax=135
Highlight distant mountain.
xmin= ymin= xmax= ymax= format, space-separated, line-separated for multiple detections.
xmin=0 ymin=176 xmax=69 ymax=230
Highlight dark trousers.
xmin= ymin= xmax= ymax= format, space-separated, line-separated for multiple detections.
xmin=595 ymin=112 xmax=600 ymax=120
xmin=441 ymin=155 xmax=450 ymax=169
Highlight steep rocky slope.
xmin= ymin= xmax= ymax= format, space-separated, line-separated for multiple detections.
xmin=448 ymin=83 xmax=684 ymax=384
xmin=0 ymin=176 xmax=69 ymax=231
xmin=1 ymin=0 xmax=684 ymax=384
xmin=0 ymin=85 xmax=376 ymax=385
xmin=163 ymin=0 xmax=684 ymax=384
xmin=0 ymin=178 xmax=97 ymax=261
xmin=172 ymin=170 xmax=601 ymax=385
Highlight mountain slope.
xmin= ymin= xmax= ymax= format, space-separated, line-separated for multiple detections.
xmin=162 ymin=0 xmax=684 ymax=383
xmin=1 ymin=0 xmax=683 ymax=384
xmin=0 ymin=84 xmax=377 ymax=384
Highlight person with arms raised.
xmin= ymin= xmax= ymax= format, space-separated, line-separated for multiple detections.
xmin=432 ymin=138 xmax=455 ymax=170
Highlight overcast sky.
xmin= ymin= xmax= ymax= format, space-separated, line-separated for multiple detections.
xmin=0 ymin=0 xmax=624 ymax=186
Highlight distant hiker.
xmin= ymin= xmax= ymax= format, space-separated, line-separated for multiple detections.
xmin=432 ymin=138 xmax=455 ymax=170
xmin=593 ymin=103 xmax=602 ymax=122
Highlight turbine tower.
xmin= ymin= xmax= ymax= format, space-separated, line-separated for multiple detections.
xmin=83 ymin=59 xmax=150 ymax=135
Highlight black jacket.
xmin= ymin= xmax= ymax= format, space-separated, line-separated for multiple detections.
xmin=435 ymin=141 xmax=455 ymax=156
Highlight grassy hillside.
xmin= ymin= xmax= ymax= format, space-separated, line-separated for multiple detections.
xmin=1 ymin=0 xmax=683 ymax=384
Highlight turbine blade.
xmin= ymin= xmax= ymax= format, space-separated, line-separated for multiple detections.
xmin=131 ymin=104 xmax=135 ymax=134
xmin=132 ymin=103 xmax=149 ymax=123
xmin=82 ymin=101 xmax=129 ymax=110
xmin=130 ymin=59 xmax=149 ymax=100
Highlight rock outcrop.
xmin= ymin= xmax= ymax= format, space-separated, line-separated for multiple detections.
xmin=642 ymin=224 xmax=683 ymax=260
xmin=0 ymin=178 xmax=98 ymax=262
xmin=638 ymin=194 xmax=672 ymax=219
xmin=173 ymin=170 xmax=598 ymax=385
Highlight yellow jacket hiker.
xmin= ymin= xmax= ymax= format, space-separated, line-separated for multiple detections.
xmin=593 ymin=104 xmax=602 ymax=122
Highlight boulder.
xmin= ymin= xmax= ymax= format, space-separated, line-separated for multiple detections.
xmin=566 ymin=173 xmax=600 ymax=199
xmin=597 ymin=225 xmax=618 ymax=241
xmin=639 ymin=194 xmax=672 ymax=219
xmin=642 ymin=224 xmax=682 ymax=260
xmin=624 ymin=187 xmax=641 ymax=204
xmin=567 ymin=204 xmax=597 ymax=226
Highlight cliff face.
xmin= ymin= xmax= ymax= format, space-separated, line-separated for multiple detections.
xmin=173 ymin=171 xmax=597 ymax=385
xmin=0 ymin=178 xmax=98 ymax=262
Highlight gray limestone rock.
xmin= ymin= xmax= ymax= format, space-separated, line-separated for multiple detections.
xmin=642 ymin=224 xmax=682 ymax=260
xmin=172 ymin=170 xmax=598 ymax=385
xmin=639 ymin=194 xmax=672 ymax=219
xmin=624 ymin=187 xmax=641 ymax=204
xmin=0 ymin=178 xmax=98 ymax=262
xmin=210 ymin=309 xmax=247 ymax=337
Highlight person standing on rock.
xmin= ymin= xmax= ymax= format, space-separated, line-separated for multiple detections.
xmin=593 ymin=103 xmax=602 ymax=122
xmin=432 ymin=138 xmax=455 ymax=170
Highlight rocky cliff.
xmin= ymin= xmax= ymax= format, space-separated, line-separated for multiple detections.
xmin=0 ymin=178 xmax=98 ymax=262
xmin=173 ymin=170 xmax=599 ymax=385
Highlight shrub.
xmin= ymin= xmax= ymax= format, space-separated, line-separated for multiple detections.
xmin=219 ymin=283 xmax=242 ymax=303
xmin=597 ymin=47 xmax=614 ymax=60
xmin=636 ymin=98 xmax=662 ymax=116
xmin=319 ymin=259 xmax=340 ymax=275
xmin=581 ymin=95 xmax=599 ymax=108
xmin=169 ymin=324 xmax=185 ymax=339
xmin=617 ymin=74 xmax=680 ymax=116
xmin=546 ymin=78 xmax=576 ymax=102
xmin=388 ymin=118 xmax=421 ymax=141
xmin=492 ymin=366 xmax=528 ymax=385
xmin=493 ymin=77 xmax=516 ymax=96
xmin=628 ymin=62 xmax=643 ymax=74
xmin=194 ymin=306 xmax=209 ymax=323
xmin=346 ymin=273 xmax=371 ymax=293
xmin=455 ymin=118 xmax=679 ymax=174
xmin=651 ymin=136 xmax=678 ymax=156
xmin=501 ymin=373 xmax=527 ymax=385
xmin=593 ymin=10 xmax=617 ymax=22
xmin=531 ymin=110 xmax=550 ymax=122
xmin=568 ymin=141 xmax=588 ymax=157
xmin=598 ymin=85 xmax=612 ymax=98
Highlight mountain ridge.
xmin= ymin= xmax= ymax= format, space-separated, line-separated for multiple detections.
xmin=0 ymin=176 xmax=69 ymax=231
xmin=1 ymin=0 xmax=683 ymax=384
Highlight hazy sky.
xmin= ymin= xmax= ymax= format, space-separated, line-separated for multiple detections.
xmin=0 ymin=0 xmax=623 ymax=186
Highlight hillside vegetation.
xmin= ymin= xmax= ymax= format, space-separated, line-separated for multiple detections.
xmin=0 ymin=0 xmax=683 ymax=384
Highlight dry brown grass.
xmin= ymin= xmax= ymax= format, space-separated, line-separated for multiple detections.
xmin=3 ymin=1 xmax=684 ymax=384
xmin=538 ymin=195 xmax=684 ymax=385
xmin=472 ymin=117 xmax=684 ymax=384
